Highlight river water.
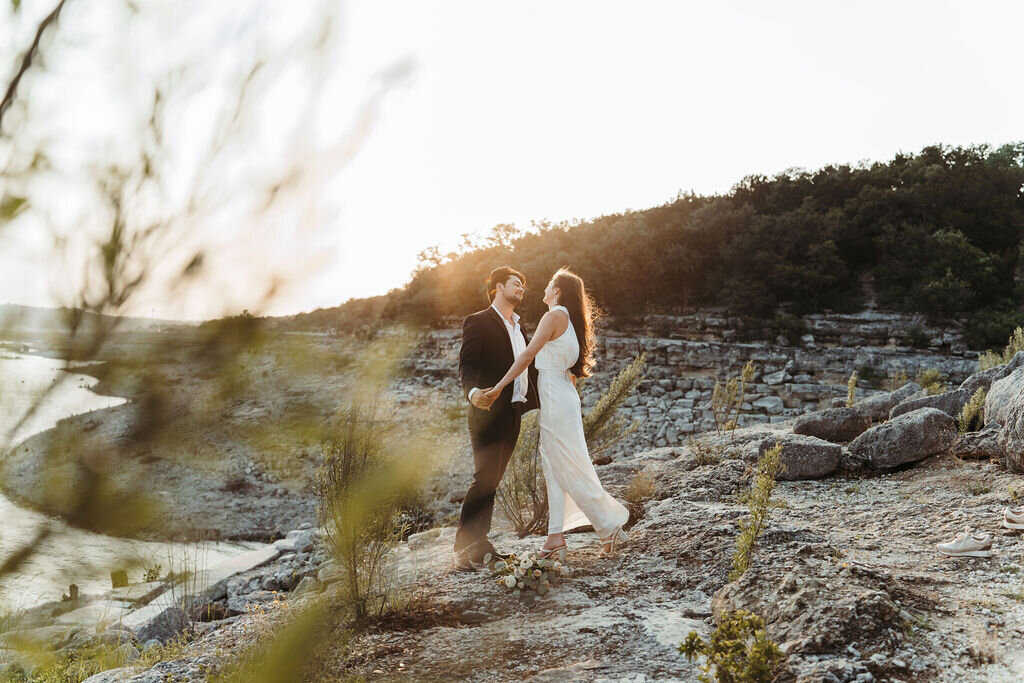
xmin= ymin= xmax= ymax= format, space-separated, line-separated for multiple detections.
xmin=0 ymin=348 xmax=261 ymax=610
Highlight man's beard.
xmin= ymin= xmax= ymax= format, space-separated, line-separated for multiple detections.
xmin=504 ymin=292 xmax=522 ymax=308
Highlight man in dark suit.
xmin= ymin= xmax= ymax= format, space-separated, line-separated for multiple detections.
xmin=453 ymin=266 xmax=539 ymax=571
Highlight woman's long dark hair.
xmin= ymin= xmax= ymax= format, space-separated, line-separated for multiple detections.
xmin=552 ymin=268 xmax=598 ymax=378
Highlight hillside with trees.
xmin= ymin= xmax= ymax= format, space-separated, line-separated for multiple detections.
xmin=279 ymin=143 xmax=1024 ymax=349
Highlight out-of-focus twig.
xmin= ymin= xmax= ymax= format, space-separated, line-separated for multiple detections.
xmin=0 ymin=0 xmax=68 ymax=131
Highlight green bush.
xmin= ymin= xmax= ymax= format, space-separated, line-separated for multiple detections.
xmin=957 ymin=387 xmax=987 ymax=434
xmin=903 ymin=325 xmax=930 ymax=349
xmin=978 ymin=326 xmax=1024 ymax=370
xmin=680 ymin=609 xmax=783 ymax=683
xmin=915 ymin=368 xmax=947 ymax=395
xmin=967 ymin=312 xmax=1024 ymax=354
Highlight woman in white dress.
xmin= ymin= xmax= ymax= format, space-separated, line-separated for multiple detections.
xmin=484 ymin=268 xmax=629 ymax=559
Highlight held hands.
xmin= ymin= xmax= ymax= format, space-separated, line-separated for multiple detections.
xmin=482 ymin=385 xmax=504 ymax=402
xmin=470 ymin=388 xmax=495 ymax=410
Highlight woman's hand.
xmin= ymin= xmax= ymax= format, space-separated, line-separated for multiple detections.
xmin=483 ymin=385 xmax=503 ymax=401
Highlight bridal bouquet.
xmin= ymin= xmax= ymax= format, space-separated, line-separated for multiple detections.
xmin=485 ymin=552 xmax=572 ymax=598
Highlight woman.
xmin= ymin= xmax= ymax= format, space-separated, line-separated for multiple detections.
xmin=484 ymin=268 xmax=629 ymax=559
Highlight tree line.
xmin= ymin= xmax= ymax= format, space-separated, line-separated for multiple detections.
xmin=277 ymin=143 xmax=1024 ymax=349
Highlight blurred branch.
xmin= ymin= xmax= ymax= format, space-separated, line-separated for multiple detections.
xmin=0 ymin=0 xmax=67 ymax=131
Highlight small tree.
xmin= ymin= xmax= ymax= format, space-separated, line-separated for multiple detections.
xmin=680 ymin=610 xmax=783 ymax=683
xmin=315 ymin=397 xmax=406 ymax=621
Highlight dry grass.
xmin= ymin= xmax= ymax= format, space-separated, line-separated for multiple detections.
xmin=623 ymin=470 xmax=656 ymax=505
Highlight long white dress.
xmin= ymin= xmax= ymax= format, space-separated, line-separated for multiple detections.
xmin=536 ymin=305 xmax=629 ymax=537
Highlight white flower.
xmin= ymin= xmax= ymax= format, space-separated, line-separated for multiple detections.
xmin=532 ymin=569 xmax=542 ymax=578
xmin=483 ymin=552 xmax=492 ymax=564
xmin=494 ymin=560 xmax=507 ymax=571
xmin=553 ymin=561 xmax=562 ymax=569
xmin=504 ymin=575 xmax=516 ymax=588
xmin=517 ymin=580 xmax=525 ymax=589
xmin=520 ymin=558 xmax=532 ymax=570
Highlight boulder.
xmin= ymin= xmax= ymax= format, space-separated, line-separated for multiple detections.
xmin=952 ymin=423 xmax=1004 ymax=461
xmin=133 ymin=606 xmax=192 ymax=644
xmin=711 ymin=560 xmax=901 ymax=655
xmin=890 ymin=388 xmax=971 ymax=420
xmin=846 ymin=408 xmax=957 ymax=469
xmin=959 ymin=352 xmax=1024 ymax=395
xmin=986 ymin=367 xmax=1024 ymax=426
xmin=758 ymin=434 xmax=842 ymax=480
xmin=849 ymin=382 xmax=921 ymax=421
xmin=792 ymin=408 xmax=872 ymax=443
xmin=998 ymin=384 xmax=1024 ymax=473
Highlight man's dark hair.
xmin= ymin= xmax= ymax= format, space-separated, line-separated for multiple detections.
xmin=486 ymin=266 xmax=525 ymax=302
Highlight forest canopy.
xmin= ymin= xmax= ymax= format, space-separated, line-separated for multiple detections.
xmin=281 ymin=143 xmax=1024 ymax=349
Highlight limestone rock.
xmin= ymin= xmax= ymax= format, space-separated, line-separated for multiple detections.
xmin=849 ymin=382 xmax=921 ymax=420
xmin=998 ymin=384 xmax=1024 ymax=473
xmin=758 ymin=434 xmax=842 ymax=480
xmin=712 ymin=559 xmax=901 ymax=655
xmin=959 ymin=351 xmax=1024 ymax=395
xmin=951 ymin=423 xmax=1004 ymax=461
xmin=792 ymin=408 xmax=872 ymax=443
xmin=752 ymin=396 xmax=784 ymax=414
xmin=846 ymin=408 xmax=956 ymax=469
xmin=134 ymin=606 xmax=192 ymax=645
xmin=890 ymin=388 xmax=971 ymax=420
xmin=985 ymin=367 xmax=1024 ymax=426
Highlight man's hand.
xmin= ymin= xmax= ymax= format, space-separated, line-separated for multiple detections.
xmin=482 ymin=386 xmax=503 ymax=402
xmin=470 ymin=388 xmax=495 ymax=410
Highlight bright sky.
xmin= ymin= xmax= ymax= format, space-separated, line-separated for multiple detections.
xmin=1 ymin=0 xmax=1023 ymax=320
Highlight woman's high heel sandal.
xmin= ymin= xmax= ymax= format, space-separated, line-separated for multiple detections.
xmin=537 ymin=543 xmax=567 ymax=562
xmin=598 ymin=526 xmax=628 ymax=558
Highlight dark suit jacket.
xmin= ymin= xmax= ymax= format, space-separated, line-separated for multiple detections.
xmin=458 ymin=307 xmax=539 ymax=437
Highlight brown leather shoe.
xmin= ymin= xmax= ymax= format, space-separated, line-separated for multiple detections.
xmin=452 ymin=549 xmax=480 ymax=572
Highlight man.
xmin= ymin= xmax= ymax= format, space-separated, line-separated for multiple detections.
xmin=453 ymin=266 xmax=539 ymax=571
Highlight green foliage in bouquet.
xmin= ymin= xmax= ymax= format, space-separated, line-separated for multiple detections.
xmin=488 ymin=552 xmax=572 ymax=598
xmin=680 ymin=609 xmax=783 ymax=683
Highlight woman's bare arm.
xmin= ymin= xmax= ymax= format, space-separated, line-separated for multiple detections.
xmin=483 ymin=311 xmax=565 ymax=399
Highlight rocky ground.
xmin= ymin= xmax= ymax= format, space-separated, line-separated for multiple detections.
xmin=3 ymin=320 xmax=1024 ymax=681
xmin=26 ymin=426 xmax=1021 ymax=682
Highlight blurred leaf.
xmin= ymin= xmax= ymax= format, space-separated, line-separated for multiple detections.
xmin=0 ymin=193 xmax=27 ymax=220
xmin=11 ymin=0 xmax=21 ymax=13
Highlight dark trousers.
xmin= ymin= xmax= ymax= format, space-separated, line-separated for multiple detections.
xmin=454 ymin=403 xmax=523 ymax=558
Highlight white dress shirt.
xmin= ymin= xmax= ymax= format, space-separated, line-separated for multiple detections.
xmin=469 ymin=304 xmax=529 ymax=404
